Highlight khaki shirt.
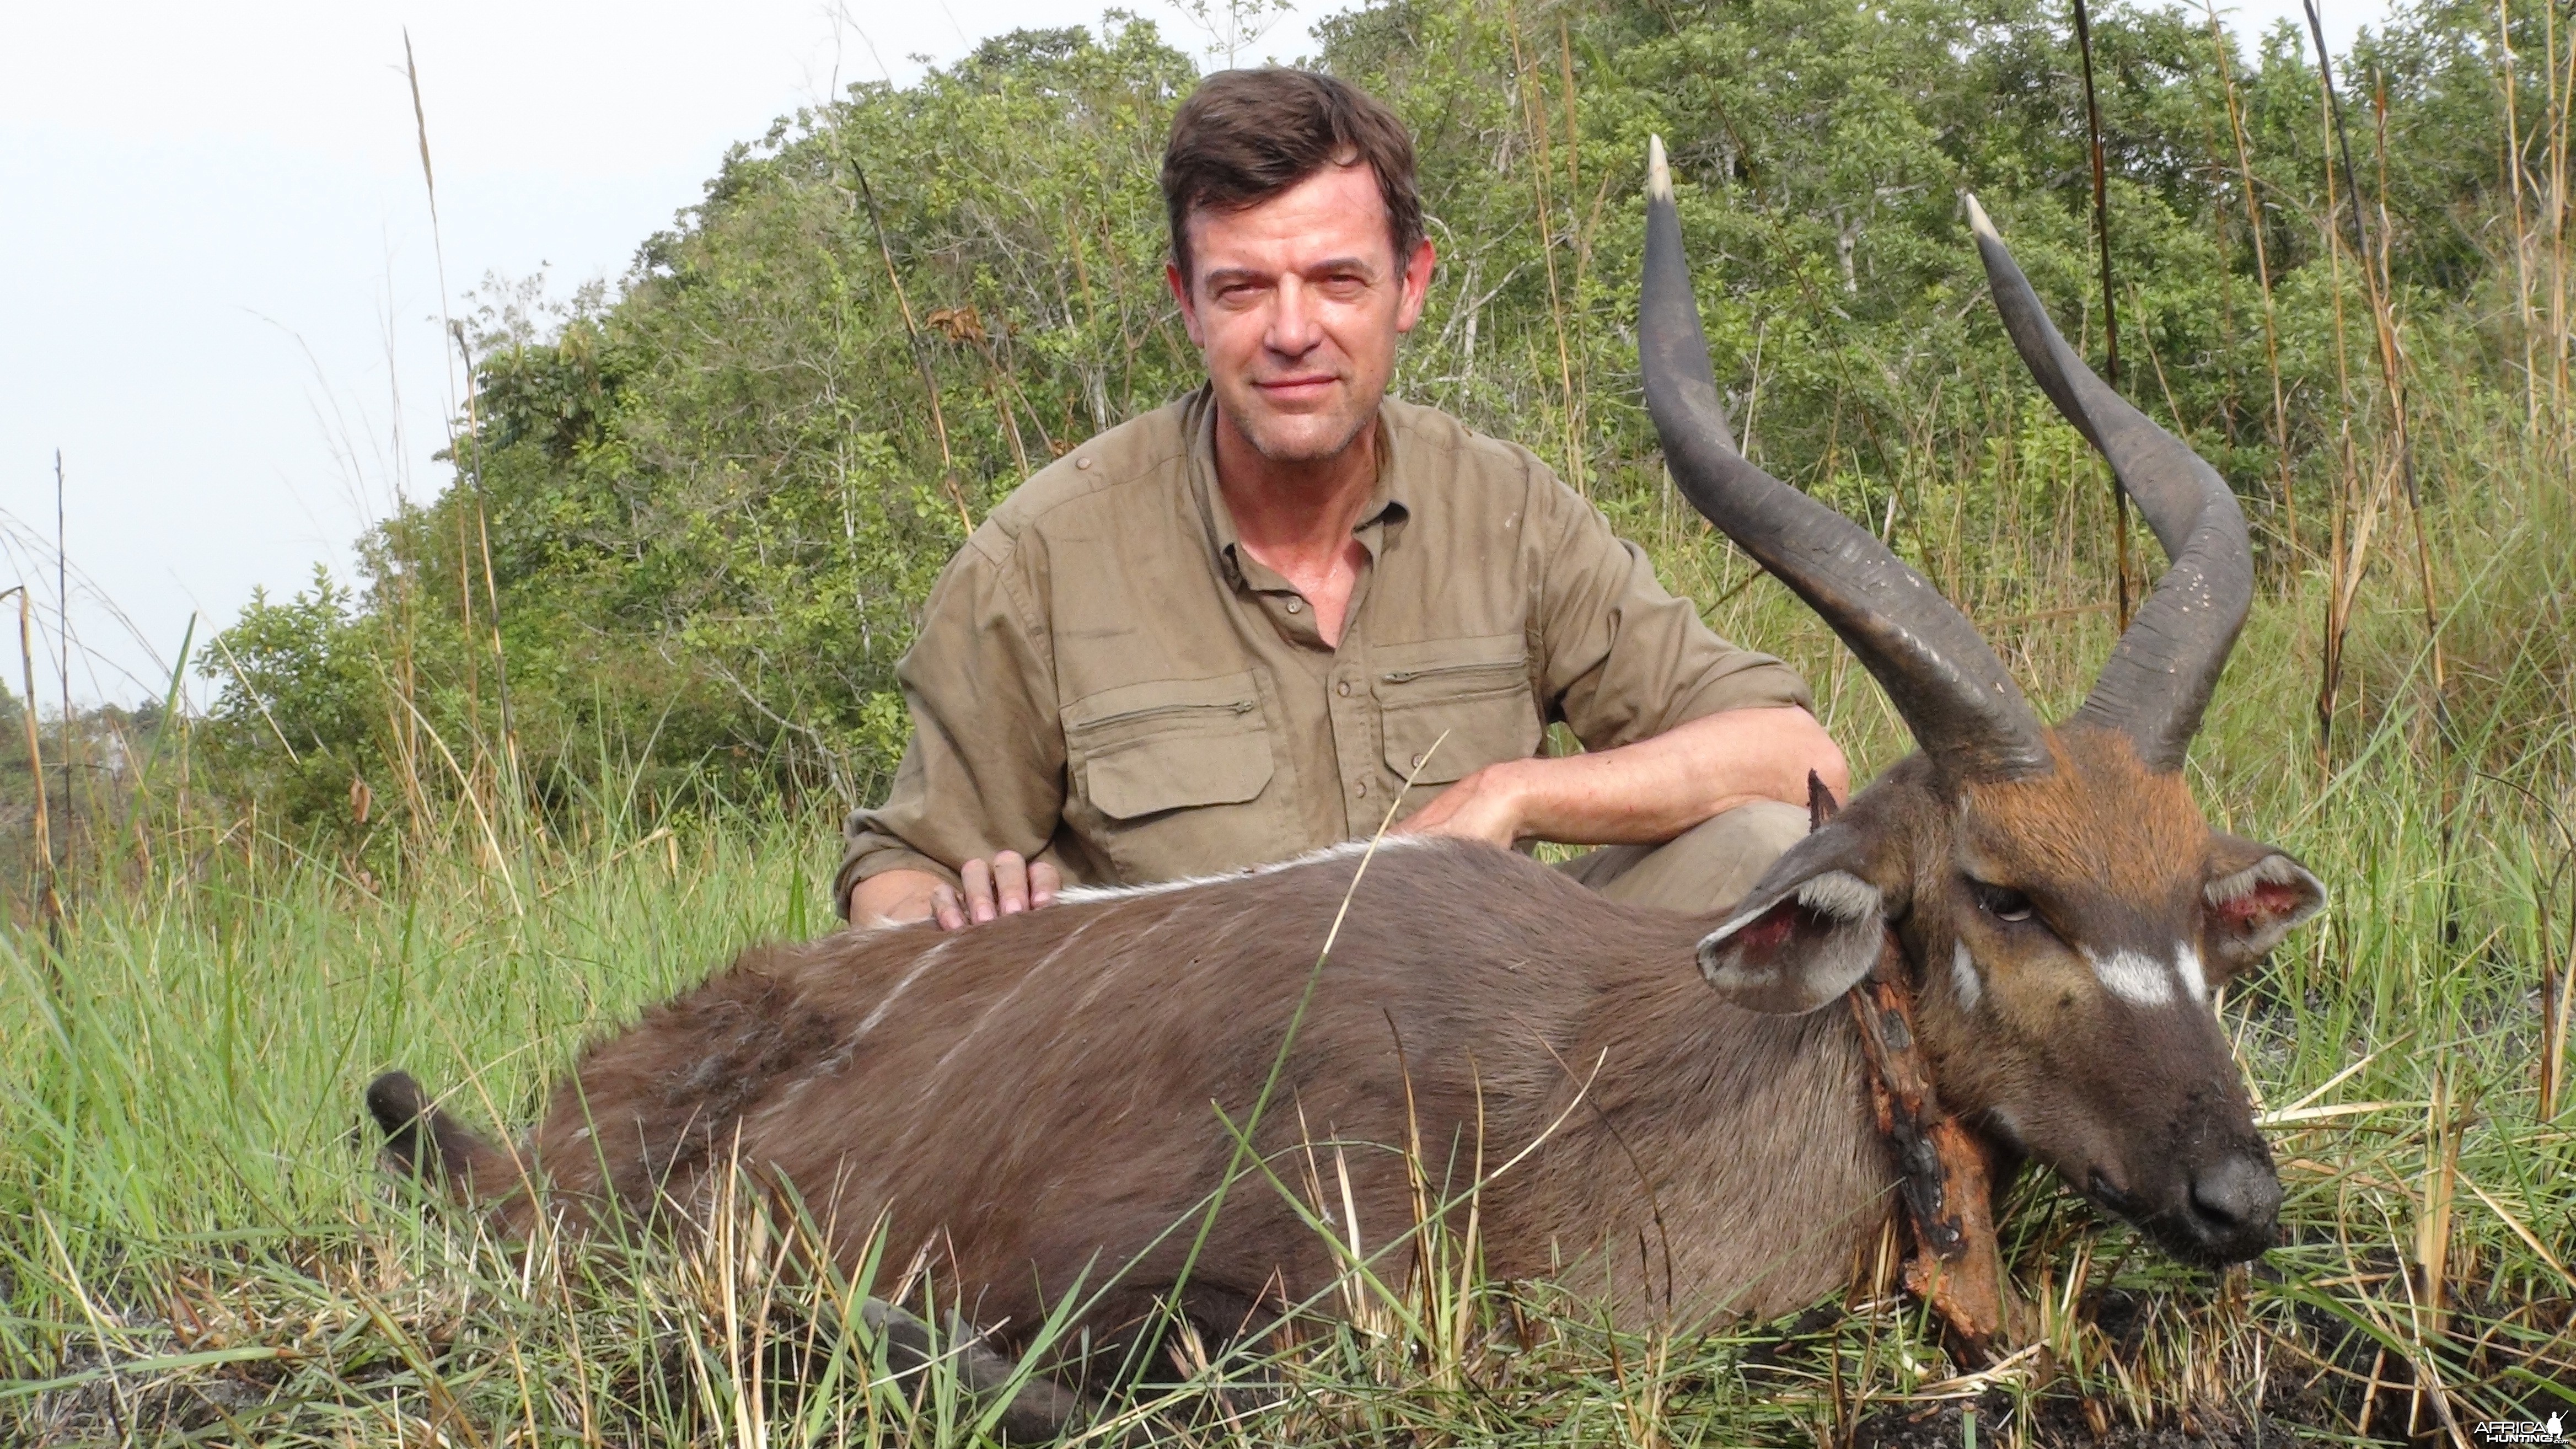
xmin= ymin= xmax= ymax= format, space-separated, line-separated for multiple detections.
xmin=835 ymin=389 xmax=1810 ymax=913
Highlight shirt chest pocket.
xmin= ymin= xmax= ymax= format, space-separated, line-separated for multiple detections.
xmin=1373 ymin=635 xmax=1544 ymax=786
xmin=1062 ymin=672 xmax=1282 ymax=877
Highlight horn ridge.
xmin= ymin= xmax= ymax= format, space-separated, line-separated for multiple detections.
xmin=1965 ymin=195 xmax=2252 ymax=772
xmin=1640 ymin=139 xmax=2053 ymax=784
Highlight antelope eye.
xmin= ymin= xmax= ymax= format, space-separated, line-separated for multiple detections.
xmin=1972 ymin=883 xmax=2035 ymax=923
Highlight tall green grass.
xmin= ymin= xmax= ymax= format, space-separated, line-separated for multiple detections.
xmin=3 ymin=407 xmax=2572 ymax=1443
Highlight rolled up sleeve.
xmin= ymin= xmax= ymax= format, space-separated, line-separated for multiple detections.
xmin=835 ymin=532 xmax=1065 ymax=917
xmin=1527 ymin=470 xmax=1811 ymax=750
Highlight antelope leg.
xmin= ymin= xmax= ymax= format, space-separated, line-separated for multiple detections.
xmin=858 ymin=1298 xmax=1108 ymax=1443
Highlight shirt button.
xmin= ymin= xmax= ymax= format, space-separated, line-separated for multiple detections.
xmin=1411 ymin=752 xmax=1427 ymax=769
xmin=1353 ymin=779 xmax=1370 ymax=797
xmin=1075 ymin=455 xmax=1094 ymax=470
xmin=1284 ymin=599 xmax=1303 ymax=614
xmin=1335 ymin=680 xmax=1351 ymax=697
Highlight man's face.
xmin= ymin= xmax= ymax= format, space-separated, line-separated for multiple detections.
xmin=1168 ymin=163 xmax=1436 ymax=467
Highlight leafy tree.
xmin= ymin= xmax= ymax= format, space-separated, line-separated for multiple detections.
xmin=195 ymin=0 xmax=2563 ymax=833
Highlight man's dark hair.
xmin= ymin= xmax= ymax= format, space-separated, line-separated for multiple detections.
xmin=1160 ymin=68 xmax=1423 ymax=286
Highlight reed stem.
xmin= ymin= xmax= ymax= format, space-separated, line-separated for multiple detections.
xmin=853 ymin=157 xmax=976 ymax=536
xmin=1507 ymin=3 xmax=1587 ymax=497
xmin=2208 ymin=3 xmax=2301 ymax=561
xmin=10 ymin=587 xmax=59 ymax=942
xmin=2070 ymin=0 xmax=2133 ymax=630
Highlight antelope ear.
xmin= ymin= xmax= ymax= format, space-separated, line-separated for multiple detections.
xmin=2203 ymin=835 xmax=2326 ymax=969
xmin=1697 ymin=821 xmax=1889 ymax=1015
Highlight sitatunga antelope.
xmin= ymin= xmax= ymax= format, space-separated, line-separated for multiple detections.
xmin=369 ymin=142 xmax=2322 ymax=1419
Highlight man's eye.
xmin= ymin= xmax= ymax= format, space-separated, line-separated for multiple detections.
xmin=1973 ymin=883 xmax=2033 ymax=922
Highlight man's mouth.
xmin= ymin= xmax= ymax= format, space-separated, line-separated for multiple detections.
xmin=1254 ymin=375 xmax=1339 ymax=402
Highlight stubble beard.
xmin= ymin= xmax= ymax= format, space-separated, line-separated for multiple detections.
xmin=1220 ymin=384 xmax=1380 ymax=468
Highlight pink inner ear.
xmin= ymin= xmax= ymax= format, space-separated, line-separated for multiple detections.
xmin=1732 ymin=900 xmax=1802 ymax=958
xmin=2214 ymin=877 xmax=2305 ymax=933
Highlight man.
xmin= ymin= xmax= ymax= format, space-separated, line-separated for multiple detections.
xmin=840 ymin=68 xmax=1845 ymax=931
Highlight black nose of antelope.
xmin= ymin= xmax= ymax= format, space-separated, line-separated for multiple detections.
xmin=2182 ymin=1152 xmax=2282 ymax=1260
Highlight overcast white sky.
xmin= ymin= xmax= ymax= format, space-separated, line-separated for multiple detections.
xmin=1 ymin=0 xmax=2381 ymax=707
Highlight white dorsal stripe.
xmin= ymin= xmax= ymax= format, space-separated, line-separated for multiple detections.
xmin=930 ymin=915 xmax=1099 ymax=1081
xmin=852 ymin=935 xmax=954 ymax=1040
xmin=1951 ymin=941 xmax=1982 ymax=1012
xmin=1052 ymin=835 xmax=1435 ymax=905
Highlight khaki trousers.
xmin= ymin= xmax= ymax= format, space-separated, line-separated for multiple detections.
xmin=1555 ymin=800 xmax=1809 ymax=916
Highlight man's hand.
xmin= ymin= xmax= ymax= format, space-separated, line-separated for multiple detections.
xmin=1387 ymin=765 xmax=1527 ymax=847
xmin=1391 ymin=705 xmax=1846 ymax=849
xmin=848 ymin=852 xmax=1063 ymax=931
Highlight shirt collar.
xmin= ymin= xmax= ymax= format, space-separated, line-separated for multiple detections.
xmin=1187 ymin=385 xmax=1412 ymax=593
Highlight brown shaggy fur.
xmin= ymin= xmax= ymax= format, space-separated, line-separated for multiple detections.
xmin=375 ymin=724 xmax=2317 ymax=1367
xmin=402 ymin=838 xmax=1888 ymax=1349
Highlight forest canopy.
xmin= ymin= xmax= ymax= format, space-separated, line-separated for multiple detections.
xmin=197 ymin=0 xmax=2566 ymax=835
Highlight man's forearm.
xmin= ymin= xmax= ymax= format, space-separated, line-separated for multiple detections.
xmin=1404 ymin=706 xmax=1847 ymax=848
xmin=849 ymin=868 xmax=944 ymax=929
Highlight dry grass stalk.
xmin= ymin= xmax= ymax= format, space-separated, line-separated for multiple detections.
xmin=10 ymin=586 xmax=60 ymax=937
xmin=2310 ymin=6 xmax=2375 ymax=765
xmin=2314 ymin=394 xmax=2359 ymax=761
xmin=51 ymin=454 xmax=73 ymax=912
xmin=2207 ymin=2 xmax=2301 ymax=558
xmin=406 ymin=36 xmax=533 ymax=851
xmin=453 ymin=432 xmax=481 ymax=753
xmin=1505 ymin=2 xmax=1588 ymax=497
xmin=2551 ymin=0 xmax=2574 ymax=447
xmin=852 ymin=157 xmax=976 ymax=536
xmin=2069 ymin=0 xmax=2135 ymax=630
xmin=448 ymin=320 xmax=528 ymax=822
xmin=374 ymin=664 xmax=434 ymax=833
xmin=2364 ymin=81 xmax=2449 ymax=728
xmin=2413 ymin=1068 xmax=2459 ymax=1343
xmin=2546 ymin=842 xmax=2576 ymax=1118
xmin=390 ymin=688 xmax=522 ymax=914
xmin=2500 ymin=0 xmax=2542 ymax=431
xmin=402 ymin=33 xmax=482 ymax=798
xmin=207 ymin=630 xmax=299 ymax=768
xmin=929 ymin=306 xmax=1038 ymax=477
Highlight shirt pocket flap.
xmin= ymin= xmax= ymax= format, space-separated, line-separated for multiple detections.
xmin=1083 ymin=734 xmax=1274 ymax=820
xmin=1375 ymin=635 xmax=1541 ymax=786
xmin=1065 ymin=672 xmax=1273 ymax=821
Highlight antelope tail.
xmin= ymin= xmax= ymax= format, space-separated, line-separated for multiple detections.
xmin=367 ymin=1070 xmax=518 ymax=1203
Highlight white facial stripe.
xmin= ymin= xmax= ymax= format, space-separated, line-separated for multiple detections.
xmin=2083 ymin=944 xmax=2212 ymax=1007
xmin=2175 ymin=944 xmax=2208 ymax=1003
xmin=2087 ymin=947 xmax=2178 ymax=1006
xmin=1951 ymin=941 xmax=1983 ymax=1011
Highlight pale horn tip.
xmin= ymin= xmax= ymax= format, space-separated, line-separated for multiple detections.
xmin=1647 ymin=135 xmax=1672 ymax=202
xmin=1963 ymin=191 xmax=1999 ymax=245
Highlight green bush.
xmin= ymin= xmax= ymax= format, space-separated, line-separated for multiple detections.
xmin=194 ymin=0 xmax=2566 ymax=839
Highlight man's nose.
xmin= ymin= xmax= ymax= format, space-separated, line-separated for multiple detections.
xmin=1266 ymin=276 xmax=1323 ymax=357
